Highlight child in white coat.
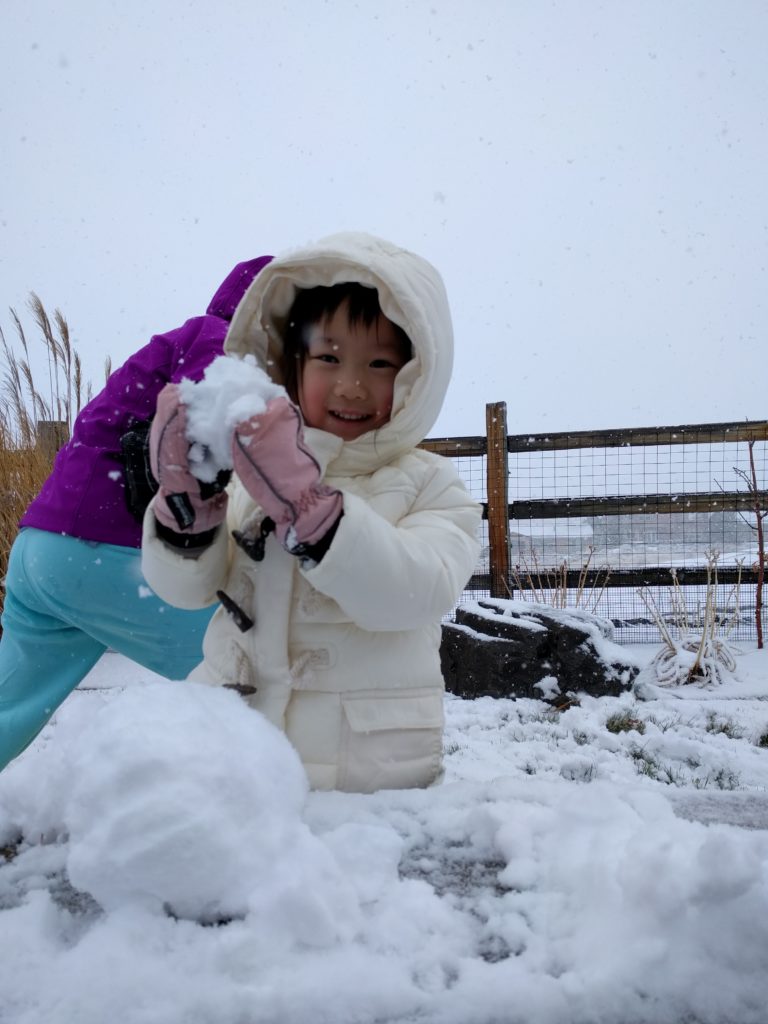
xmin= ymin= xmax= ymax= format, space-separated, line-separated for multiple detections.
xmin=141 ymin=233 xmax=481 ymax=793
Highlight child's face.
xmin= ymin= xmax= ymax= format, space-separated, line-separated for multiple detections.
xmin=298 ymin=304 xmax=409 ymax=441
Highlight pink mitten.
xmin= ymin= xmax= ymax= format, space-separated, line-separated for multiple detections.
xmin=232 ymin=397 xmax=343 ymax=552
xmin=149 ymin=383 xmax=228 ymax=533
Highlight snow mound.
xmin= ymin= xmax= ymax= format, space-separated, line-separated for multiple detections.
xmin=62 ymin=682 xmax=358 ymax=935
xmin=178 ymin=355 xmax=286 ymax=482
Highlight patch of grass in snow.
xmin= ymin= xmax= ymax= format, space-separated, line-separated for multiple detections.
xmin=446 ymin=692 xmax=754 ymax=795
xmin=629 ymin=744 xmax=663 ymax=780
xmin=605 ymin=709 xmax=646 ymax=735
xmin=704 ymin=713 xmax=745 ymax=740
xmin=626 ymin=745 xmax=685 ymax=786
xmin=757 ymin=731 xmax=768 ymax=749
xmin=627 ymin=741 xmax=741 ymax=789
xmin=644 ymin=712 xmax=684 ymax=734
xmin=661 ymin=765 xmax=686 ymax=785
xmin=692 ymin=767 xmax=742 ymax=791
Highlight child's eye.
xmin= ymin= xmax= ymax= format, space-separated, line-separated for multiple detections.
xmin=314 ymin=353 xmax=339 ymax=364
xmin=370 ymin=359 xmax=398 ymax=369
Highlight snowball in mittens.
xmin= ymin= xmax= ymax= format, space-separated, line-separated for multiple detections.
xmin=178 ymin=355 xmax=286 ymax=483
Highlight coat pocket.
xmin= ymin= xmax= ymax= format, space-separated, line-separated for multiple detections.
xmin=338 ymin=689 xmax=444 ymax=794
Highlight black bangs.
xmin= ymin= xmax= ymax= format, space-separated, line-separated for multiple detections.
xmin=288 ymin=282 xmax=383 ymax=331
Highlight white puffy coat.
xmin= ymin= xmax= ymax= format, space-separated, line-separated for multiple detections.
xmin=142 ymin=233 xmax=481 ymax=792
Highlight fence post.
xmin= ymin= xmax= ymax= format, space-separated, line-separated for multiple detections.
xmin=486 ymin=401 xmax=510 ymax=598
xmin=36 ymin=420 xmax=69 ymax=458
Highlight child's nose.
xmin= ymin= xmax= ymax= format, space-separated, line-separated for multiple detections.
xmin=334 ymin=371 xmax=366 ymax=399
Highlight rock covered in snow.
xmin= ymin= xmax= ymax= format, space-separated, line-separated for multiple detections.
xmin=441 ymin=598 xmax=641 ymax=702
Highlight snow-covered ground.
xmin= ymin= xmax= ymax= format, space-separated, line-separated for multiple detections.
xmin=1 ymin=645 xmax=768 ymax=1024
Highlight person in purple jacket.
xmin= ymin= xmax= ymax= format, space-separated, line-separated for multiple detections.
xmin=0 ymin=256 xmax=272 ymax=771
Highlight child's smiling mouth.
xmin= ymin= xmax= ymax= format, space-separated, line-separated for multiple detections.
xmin=329 ymin=410 xmax=372 ymax=422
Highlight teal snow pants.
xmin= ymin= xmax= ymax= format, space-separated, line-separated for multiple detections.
xmin=0 ymin=528 xmax=217 ymax=771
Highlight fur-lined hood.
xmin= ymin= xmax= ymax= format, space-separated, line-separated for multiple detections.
xmin=224 ymin=232 xmax=453 ymax=476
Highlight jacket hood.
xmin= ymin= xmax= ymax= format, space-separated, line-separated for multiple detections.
xmin=224 ymin=232 xmax=453 ymax=475
xmin=207 ymin=256 xmax=274 ymax=321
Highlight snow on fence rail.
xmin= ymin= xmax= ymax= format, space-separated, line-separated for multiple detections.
xmin=421 ymin=404 xmax=768 ymax=644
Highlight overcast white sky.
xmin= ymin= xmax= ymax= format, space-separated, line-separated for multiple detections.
xmin=3 ymin=1 xmax=767 ymax=438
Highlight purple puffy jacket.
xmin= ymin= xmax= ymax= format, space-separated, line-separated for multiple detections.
xmin=21 ymin=256 xmax=272 ymax=548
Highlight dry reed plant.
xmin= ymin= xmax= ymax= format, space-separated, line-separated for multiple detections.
xmin=638 ymin=551 xmax=741 ymax=687
xmin=510 ymin=545 xmax=611 ymax=614
xmin=1 ymin=295 xmax=106 ymax=619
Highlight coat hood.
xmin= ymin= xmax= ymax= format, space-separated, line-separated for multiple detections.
xmin=224 ymin=233 xmax=453 ymax=475
xmin=207 ymin=256 xmax=274 ymax=321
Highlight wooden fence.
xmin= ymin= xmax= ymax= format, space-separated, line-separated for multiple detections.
xmin=422 ymin=404 xmax=767 ymax=642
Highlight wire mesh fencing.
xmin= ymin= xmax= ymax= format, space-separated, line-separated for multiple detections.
xmin=423 ymin=415 xmax=767 ymax=644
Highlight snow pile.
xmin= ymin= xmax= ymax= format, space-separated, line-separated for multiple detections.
xmin=178 ymin=355 xmax=285 ymax=482
xmin=21 ymin=682 xmax=359 ymax=939
xmin=1 ymin=651 xmax=768 ymax=1023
